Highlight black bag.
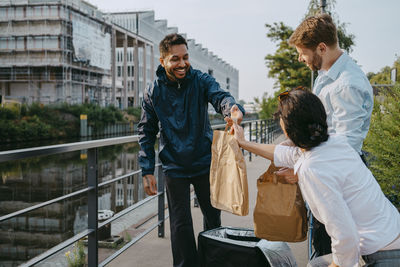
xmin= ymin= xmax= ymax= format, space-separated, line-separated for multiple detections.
xmin=198 ymin=227 xmax=297 ymax=267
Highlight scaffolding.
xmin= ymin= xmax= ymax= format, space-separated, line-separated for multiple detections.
xmin=0 ymin=0 xmax=114 ymax=106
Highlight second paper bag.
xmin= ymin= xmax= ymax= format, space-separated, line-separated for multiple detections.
xmin=253 ymin=162 xmax=307 ymax=242
xmin=209 ymin=129 xmax=248 ymax=216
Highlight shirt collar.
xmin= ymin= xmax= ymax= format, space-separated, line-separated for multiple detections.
xmin=317 ymin=51 xmax=348 ymax=81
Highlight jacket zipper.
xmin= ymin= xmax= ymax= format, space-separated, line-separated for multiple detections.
xmin=177 ymin=81 xmax=181 ymax=89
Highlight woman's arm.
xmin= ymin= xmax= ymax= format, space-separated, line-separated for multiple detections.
xmin=232 ymin=123 xmax=275 ymax=161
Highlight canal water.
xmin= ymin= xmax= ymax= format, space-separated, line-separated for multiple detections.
xmin=0 ymin=141 xmax=147 ymax=266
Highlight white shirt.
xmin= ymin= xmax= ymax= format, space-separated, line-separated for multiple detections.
xmin=274 ymin=135 xmax=400 ymax=267
xmin=313 ymin=52 xmax=373 ymax=154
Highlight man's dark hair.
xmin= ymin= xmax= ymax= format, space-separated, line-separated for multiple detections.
xmin=159 ymin=33 xmax=188 ymax=58
xmin=277 ymin=89 xmax=329 ymax=150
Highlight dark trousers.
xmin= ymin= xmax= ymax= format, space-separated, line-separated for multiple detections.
xmin=165 ymin=173 xmax=221 ymax=267
xmin=312 ymin=153 xmax=368 ymax=257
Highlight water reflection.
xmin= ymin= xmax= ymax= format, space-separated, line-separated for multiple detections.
xmin=0 ymin=142 xmax=145 ymax=266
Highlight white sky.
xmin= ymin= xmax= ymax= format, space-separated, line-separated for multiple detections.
xmin=90 ymin=0 xmax=400 ymax=102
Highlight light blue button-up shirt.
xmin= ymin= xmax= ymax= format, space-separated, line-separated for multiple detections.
xmin=313 ymin=52 xmax=373 ymax=154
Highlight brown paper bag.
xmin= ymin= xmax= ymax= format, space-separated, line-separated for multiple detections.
xmin=209 ymin=129 xmax=248 ymax=216
xmin=253 ymin=162 xmax=307 ymax=242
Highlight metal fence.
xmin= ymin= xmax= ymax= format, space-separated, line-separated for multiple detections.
xmin=0 ymin=118 xmax=281 ymax=266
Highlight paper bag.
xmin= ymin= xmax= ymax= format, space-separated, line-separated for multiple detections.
xmin=209 ymin=129 xmax=248 ymax=216
xmin=253 ymin=162 xmax=307 ymax=242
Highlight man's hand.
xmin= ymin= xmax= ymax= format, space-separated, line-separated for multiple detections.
xmin=224 ymin=105 xmax=243 ymax=134
xmin=275 ymin=167 xmax=298 ymax=184
xmin=143 ymin=174 xmax=157 ymax=196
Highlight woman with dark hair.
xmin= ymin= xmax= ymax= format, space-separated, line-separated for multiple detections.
xmin=232 ymin=89 xmax=400 ymax=267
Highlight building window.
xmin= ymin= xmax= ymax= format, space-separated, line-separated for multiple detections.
xmin=208 ymin=69 xmax=213 ymax=77
xmin=117 ymin=66 xmax=121 ymax=77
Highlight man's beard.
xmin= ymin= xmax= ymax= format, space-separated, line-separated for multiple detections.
xmin=310 ymin=52 xmax=322 ymax=71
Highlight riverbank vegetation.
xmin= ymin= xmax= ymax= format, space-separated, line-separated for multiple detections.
xmin=0 ymin=103 xmax=141 ymax=144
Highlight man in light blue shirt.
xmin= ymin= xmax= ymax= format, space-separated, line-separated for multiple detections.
xmin=287 ymin=13 xmax=374 ymax=266
xmin=312 ymin=52 xmax=373 ymax=155
xmin=289 ymin=15 xmax=373 ymax=157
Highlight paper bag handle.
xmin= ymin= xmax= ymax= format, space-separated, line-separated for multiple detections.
xmin=224 ymin=123 xmax=229 ymax=132
xmin=259 ymin=163 xmax=279 ymax=184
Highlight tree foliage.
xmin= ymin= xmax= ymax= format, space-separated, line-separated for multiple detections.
xmin=364 ymin=84 xmax=400 ymax=207
xmin=368 ymin=58 xmax=400 ymax=85
xmin=264 ymin=22 xmax=311 ymax=91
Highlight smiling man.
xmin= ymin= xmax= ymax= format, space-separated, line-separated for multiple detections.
xmin=138 ymin=33 xmax=245 ymax=267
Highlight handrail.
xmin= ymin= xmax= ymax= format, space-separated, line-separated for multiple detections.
xmin=0 ymin=135 xmax=139 ymax=163
xmin=0 ymin=186 xmax=94 ymax=222
xmin=0 ymin=119 xmax=281 ymax=266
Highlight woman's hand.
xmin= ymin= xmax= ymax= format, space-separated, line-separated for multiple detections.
xmin=232 ymin=122 xmax=246 ymax=146
xmin=224 ymin=105 xmax=243 ymax=134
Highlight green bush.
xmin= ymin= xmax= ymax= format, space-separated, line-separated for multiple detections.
xmin=0 ymin=102 xmax=128 ymax=144
xmin=364 ymin=85 xmax=400 ymax=208
xmin=126 ymin=107 xmax=142 ymax=119
xmin=0 ymin=106 xmax=19 ymax=120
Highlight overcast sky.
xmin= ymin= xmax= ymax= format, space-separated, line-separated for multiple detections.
xmin=90 ymin=0 xmax=400 ymax=102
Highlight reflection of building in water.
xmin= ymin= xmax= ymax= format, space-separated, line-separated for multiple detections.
xmin=114 ymin=149 xmax=143 ymax=211
xmin=0 ymin=147 xmax=141 ymax=265
xmin=0 ymin=152 xmax=87 ymax=265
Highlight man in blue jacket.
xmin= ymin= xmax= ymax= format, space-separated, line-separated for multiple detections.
xmin=138 ymin=33 xmax=245 ymax=267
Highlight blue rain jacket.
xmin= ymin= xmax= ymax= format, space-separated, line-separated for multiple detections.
xmin=138 ymin=65 xmax=245 ymax=178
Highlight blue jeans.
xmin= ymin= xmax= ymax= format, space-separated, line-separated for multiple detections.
xmin=363 ymin=249 xmax=400 ymax=266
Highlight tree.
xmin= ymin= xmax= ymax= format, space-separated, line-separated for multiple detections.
xmin=364 ymin=84 xmax=400 ymax=208
xmin=264 ymin=22 xmax=311 ymax=91
xmin=257 ymin=0 xmax=355 ymax=118
xmin=368 ymin=58 xmax=400 ymax=85
xmin=254 ymin=92 xmax=278 ymax=120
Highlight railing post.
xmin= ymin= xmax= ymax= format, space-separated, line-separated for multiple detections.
xmin=87 ymin=148 xmax=98 ymax=267
xmin=158 ymin=165 xmax=165 ymax=238
xmin=267 ymin=120 xmax=271 ymax=144
xmin=248 ymin=122 xmax=252 ymax=161
xmin=157 ymin=139 xmax=165 ymax=238
xmin=264 ymin=120 xmax=267 ymax=143
xmin=255 ymin=121 xmax=258 ymax=143
xmin=262 ymin=120 xmax=266 ymax=143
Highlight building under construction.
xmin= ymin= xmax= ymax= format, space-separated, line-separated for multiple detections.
xmin=0 ymin=0 xmax=239 ymax=108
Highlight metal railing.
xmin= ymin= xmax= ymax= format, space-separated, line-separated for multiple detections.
xmin=0 ymin=118 xmax=281 ymax=266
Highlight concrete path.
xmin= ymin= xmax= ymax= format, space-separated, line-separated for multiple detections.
xmin=107 ymin=135 xmax=308 ymax=267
